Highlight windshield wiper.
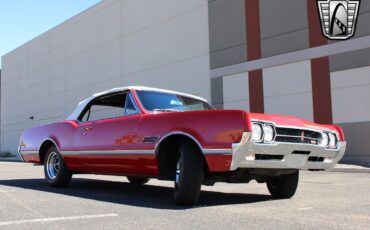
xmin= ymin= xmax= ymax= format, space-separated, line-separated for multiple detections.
xmin=153 ymin=109 xmax=181 ymax=112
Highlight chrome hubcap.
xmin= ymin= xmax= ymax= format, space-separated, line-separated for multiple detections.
xmin=46 ymin=152 xmax=59 ymax=180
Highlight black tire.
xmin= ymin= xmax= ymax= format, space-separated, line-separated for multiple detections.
xmin=267 ymin=171 xmax=299 ymax=199
xmin=127 ymin=177 xmax=150 ymax=185
xmin=44 ymin=146 xmax=72 ymax=187
xmin=174 ymin=140 xmax=204 ymax=206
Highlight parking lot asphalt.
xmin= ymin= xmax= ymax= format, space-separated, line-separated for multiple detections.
xmin=0 ymin=162 xmax=369 ymax=230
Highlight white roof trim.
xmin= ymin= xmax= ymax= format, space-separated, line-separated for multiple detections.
xmin=66 ymin=86 xmax=208 ymax=121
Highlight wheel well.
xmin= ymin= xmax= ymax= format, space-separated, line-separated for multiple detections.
xmin=156 ymin=134 xmax=208 ymax=180
xmin=39 ymin=140 xmax=56 ymax=164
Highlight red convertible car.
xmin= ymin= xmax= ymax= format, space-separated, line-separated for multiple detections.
xmin=18 ymin=86 xmax=346 ymax=205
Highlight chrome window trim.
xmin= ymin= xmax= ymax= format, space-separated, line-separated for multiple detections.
xmin=78 ymin=90 xmax=142 ymax=123
xmin=135 ymin=90 xmax=215 ymax=112
xmin=66 ymin=86 xmax=208 ymax=120
xmin=124 ymin=92 xmax=141 ymax=116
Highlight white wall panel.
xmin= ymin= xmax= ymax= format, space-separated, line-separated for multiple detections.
xmin=124 ymin=55 xmax=211 ymax=101
xmin=28 ymin=61 xmax=66 ymax=88
xmin=67 ymin=0 xmax=120 ymax=57
xmin=263 ymin=60 xmax=313 ymax=120
xmin=222 ymin=72 xmax=249 ymax=111
xmin=67 ymin=40 xmax=121 ymax=90
xmin=27 ymin=35 xmax=50 ymax=60
xmin=121 ymin=0 xmax=206 ymax=36
xmin=122 ymin=5 xmax=209 ymax=76
xmin=331 ymin=66 xmax=370 ymax=123
xmin=46 ymin=25 xmax=68 ymax=51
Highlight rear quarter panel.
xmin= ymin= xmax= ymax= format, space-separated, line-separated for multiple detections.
xmin=19 ymin=121 xmax=79 ymax=163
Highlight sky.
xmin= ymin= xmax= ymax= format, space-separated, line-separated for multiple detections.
xmin=0 ymin=0 xmax=101 ymax=68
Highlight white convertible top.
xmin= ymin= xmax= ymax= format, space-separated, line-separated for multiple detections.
xmin=66 ymin=86 xmax=208 ymax=120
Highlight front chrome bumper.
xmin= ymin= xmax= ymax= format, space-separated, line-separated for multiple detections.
xmin=230 ymin=132 xmax=346 ymax=171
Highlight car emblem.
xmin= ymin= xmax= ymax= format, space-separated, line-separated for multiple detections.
xmin=300 ymin=131 xmax=305 ymax=141
xmin=317 ymin=0 xmax=360 ymax=40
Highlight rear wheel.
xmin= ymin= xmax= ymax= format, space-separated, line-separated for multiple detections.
xmin=127 ymin=177 xmax=150 ymax=185
xmin=44 ymin=146 xmax=72 ymax=187
xmin=266 ymin=171 xmax=299 ymax=199
xmin=174 ymin=140 xmax=204 ymax=206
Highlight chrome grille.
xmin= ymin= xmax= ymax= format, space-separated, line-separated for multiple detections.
xmin=275 ymin=127 xmax=322 ymax=145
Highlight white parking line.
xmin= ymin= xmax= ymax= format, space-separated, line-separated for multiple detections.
xmin=0 ymin=214 xmax=119 ymax=226
xmin=0 ymin=190 xmax=17 ymax=193
xmin=297 ymin=207 xmax=314 ymax=211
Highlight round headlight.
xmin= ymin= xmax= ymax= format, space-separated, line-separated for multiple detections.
xmin=321 ymin=132 xmax=329 ymax=147
xmin=252 ymin=123 xmax=263 ymax=142
xmin=328 ymin=133 xmax=337 ymax=148
xmin=263 ymin=125 xmax=275 ymax=142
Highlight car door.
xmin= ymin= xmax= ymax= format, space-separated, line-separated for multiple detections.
xmin=77 ymin=92 xmax=157 ymax=176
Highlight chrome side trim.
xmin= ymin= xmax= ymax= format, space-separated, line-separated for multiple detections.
xmin=154 ymin=131 xmax=233 ymax=155
xmin=142 ymin=136 xmax=160 ymax=143
xmin=154 ymin=131 xmax=205 ymax=155
xmin=17 ymin=146 xmax=25 ymax=162
xmin=38 ymin=138 xmax=61 ymax=155
xmin=203 ymin=149 xmax=232 ymax=154
xmin=19 ymin=150 xmax=39 ymax=155
xmin=61 ymin=149 xmax=155 ymax=156
xmin=60 ymin=148 xmax=232 ymax=156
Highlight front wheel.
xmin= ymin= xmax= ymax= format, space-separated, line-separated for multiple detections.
xmin=174 ymin=140 xmax=204 ymax=206
xmin=266 ymin=171 xmax=299 ymax=199
xmin=44 ymin=146 xmax=72 ymax=187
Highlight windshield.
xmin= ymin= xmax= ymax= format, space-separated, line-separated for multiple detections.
xmin=136 ymin=90 xmax=213 ymax=112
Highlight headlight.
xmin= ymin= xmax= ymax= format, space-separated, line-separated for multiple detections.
xmin=263 ymin=125 xmax=275 ymax=142
xmin=252 ymin=123 xmax=263 ymax=142
xmin=321 ymin=132 xmax=329 ymax=147
xmin=328 ymin=133 xmax=337 ymax=148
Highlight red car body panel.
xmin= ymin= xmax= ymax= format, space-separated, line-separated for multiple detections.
xmin=20 ymin=107 xmax=251 ymax=174
xmin=18 ymin=88 xmax=345 ymax=176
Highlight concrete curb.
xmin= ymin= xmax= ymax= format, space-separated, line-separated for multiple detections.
xmin=329 ymin=166 xmax=370 ymax=173
xmin=0 ymin=157 xmax=22 ymax=162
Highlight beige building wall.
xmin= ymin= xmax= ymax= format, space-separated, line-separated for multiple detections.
xmin=263 ymin=60 xmax=313 ymax=121
xmin=1 ymin=0 xmax=211 ymax=154
xmin=222 ymin=72 xmax=249 ymax=111
xmin=331 ymin=66 xmax=370 ymax=124
xmin=221 ymin=61 xmax=313 ymax=122
xmin=331 ymin=66 xmax=370 ymax=163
